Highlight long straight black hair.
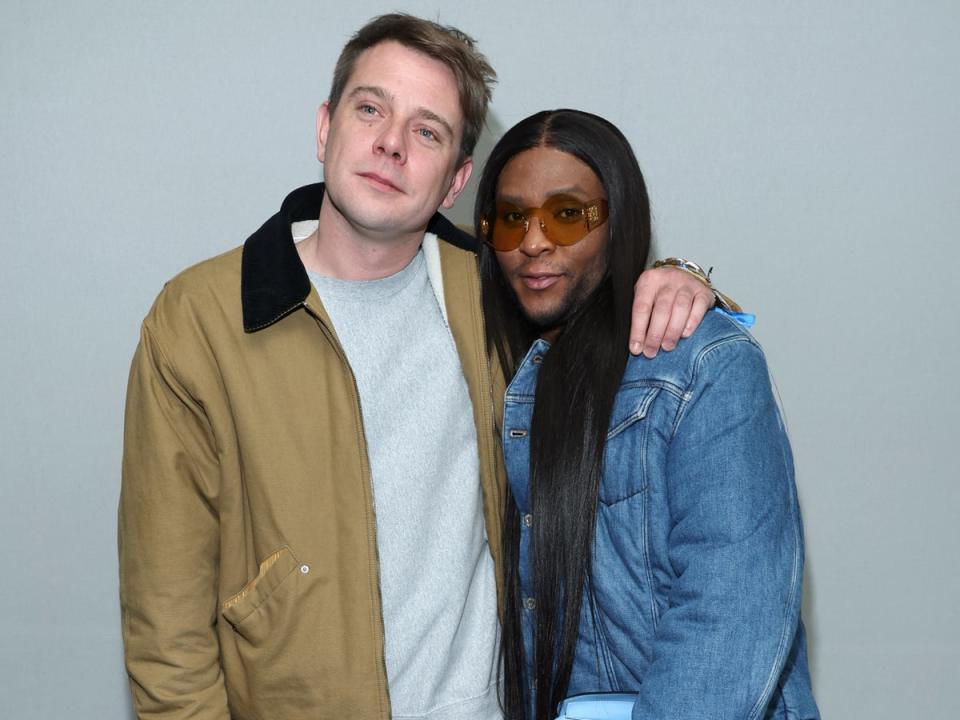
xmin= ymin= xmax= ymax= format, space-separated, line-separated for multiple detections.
xmin=475 ymin=110 xmax=651 ymax=720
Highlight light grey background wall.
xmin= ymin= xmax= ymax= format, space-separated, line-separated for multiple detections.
xmin=2 ymin=1 xmax=957 ymax=718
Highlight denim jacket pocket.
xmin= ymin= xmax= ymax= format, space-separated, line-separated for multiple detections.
xmin=607 ymin=385 xmax=659 ymax=440
xmin=599 ymin=385 xmax=659 ymax=506
xmin=222 ymin=546 xmax=300 ymax=641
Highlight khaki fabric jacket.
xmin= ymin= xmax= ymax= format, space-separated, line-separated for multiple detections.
xmin=119 ymin=184 xmax=506 ymax=720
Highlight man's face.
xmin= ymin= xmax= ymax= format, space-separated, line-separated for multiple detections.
xmin=317 ymin=41 xmax=472 ymax=239
xmin=494 ymin=146 xmax=609 ymax=336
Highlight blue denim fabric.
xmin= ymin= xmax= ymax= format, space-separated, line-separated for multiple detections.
xmin=503 ymin=310 xmax=819 ymax=720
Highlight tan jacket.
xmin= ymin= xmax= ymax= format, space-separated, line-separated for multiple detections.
xmin=119 ymin=184 xmax=506 ymax=719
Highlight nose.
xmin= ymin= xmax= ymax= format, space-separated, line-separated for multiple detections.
xmin=518 ymin=210 xmax=554 ymax=256
xmin=375 ymin=118 xmax=406 ymax=163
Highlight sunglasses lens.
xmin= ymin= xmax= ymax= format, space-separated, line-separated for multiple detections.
xmin=541 ymin=196 xmax=591 ymax=246
xmin=490 ymin=203 xmax=527 ymax=250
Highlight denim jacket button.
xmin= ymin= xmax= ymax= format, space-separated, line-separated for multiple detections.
xmin=525 ymin=597 xmax=536 ymax=611
xmin=523 ymin=513 xmax=533 ymax=527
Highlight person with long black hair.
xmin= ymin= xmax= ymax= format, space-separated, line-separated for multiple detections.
xmin=476 ymin=109 xmax=820 ymax=720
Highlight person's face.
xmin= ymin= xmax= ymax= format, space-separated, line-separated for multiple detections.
xmin=316 ymin=41 xmax=472 ymax=238
xmin=494 ymin=146 xmax=609 ymax=337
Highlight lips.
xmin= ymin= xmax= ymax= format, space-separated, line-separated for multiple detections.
xmin=520 ymin=271 xmax=563 ymax=290
xmin=358 ymin=172 xmax=402 ymax=193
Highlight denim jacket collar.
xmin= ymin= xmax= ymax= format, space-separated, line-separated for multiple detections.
xmin=504 ymin=338 xmax=552 ymax=400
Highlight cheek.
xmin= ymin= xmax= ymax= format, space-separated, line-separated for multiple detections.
xmin=495 ymin=251 xmax=521 ymax=278
xmin=585 ymin=247 xmax=608 ymax=277
xmin=427 ymin=159 xmax=460 ymax=196
xmin=573 ymin=234 xmax=609 ymax=277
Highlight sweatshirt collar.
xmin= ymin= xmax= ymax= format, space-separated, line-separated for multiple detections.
xmin=240 ymin=182 xmax=475 ymax=332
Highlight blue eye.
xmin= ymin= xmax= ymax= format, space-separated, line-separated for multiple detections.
xmin=418 ymin=128 xmax=437 ymax=141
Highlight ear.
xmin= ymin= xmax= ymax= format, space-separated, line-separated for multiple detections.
xmin=440 ymin=157 xmax=473 ymax=209
xmin=316 ymin=102 xmax=331 ymax=163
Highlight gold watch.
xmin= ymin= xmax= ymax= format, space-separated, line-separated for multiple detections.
xmin=652 ymin=257 xmax=743 ymax=314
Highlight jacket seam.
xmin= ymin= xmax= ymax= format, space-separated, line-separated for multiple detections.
xmin=245 ymin=302 xmax=305 ymax=333
xmin=606 ymin=387 xmax=659 ymax=440
xmin=748 ymin=436 xmax=804 ymax=719
xmin=328 ymin=318 xmax=391 ymax=720
xmin=671 ymin=334 xmax=757 ymax=438
xmin=638 ymin=419 xmax=659 ymax=628
xmin=141 ymin=321 xmax=221 ymax=459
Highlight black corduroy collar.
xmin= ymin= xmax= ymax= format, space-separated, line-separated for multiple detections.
xmin=240 ymin=183 xmax=475 ymax=332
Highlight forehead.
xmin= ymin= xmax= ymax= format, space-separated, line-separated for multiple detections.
xmin=497 ymin=146 xmax=604 ymax=201
xmin=345 ymin=41 xmax=463 ymax=123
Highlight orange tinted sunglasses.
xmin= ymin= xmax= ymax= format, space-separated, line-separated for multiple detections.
xmin=480 ymin=196 xmax=609 ymax=252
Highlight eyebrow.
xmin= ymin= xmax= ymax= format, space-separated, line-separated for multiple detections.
xmin=497 ymin=187 xmax=592 ymax=206
xmin=347 ymin=85 xmax=455 ymax=141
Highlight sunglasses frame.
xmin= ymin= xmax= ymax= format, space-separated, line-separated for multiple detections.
xmin=480 ymin=197 xmax=609 ymax=252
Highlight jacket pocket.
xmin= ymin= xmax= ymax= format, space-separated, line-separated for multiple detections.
xmin=600 ymin=386 xmax=659 ymax=505
xmin=606 ymin=385 xmax=659 ymax=441
xmin=222 ymin=546 xmax=300 ymax=640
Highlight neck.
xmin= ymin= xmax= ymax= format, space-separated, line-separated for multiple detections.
xmin=539 ymin=326 xmax=562 ymax=344
xmin=297 ymin=195 xmax=425 ymax=280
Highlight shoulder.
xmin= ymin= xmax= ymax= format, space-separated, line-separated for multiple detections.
xmin=163 ymin=245 xmax=243 ymax=295
xmin=143 ymin=245 xmax=244 ymax=346
xmin=622 ymin=309 xmax=768 ymax=391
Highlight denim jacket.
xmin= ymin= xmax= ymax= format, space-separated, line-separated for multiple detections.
xmin=503 ymin=310 xmax=819 ymax=719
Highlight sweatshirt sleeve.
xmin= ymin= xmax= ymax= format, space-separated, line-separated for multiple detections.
xmin=119 ymin=321 xmax=230 ymax=719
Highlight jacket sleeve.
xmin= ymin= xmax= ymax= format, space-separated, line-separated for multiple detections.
xmin=632 ymin=335 xmax=804 ymax=720
xmin=119 ymin=321 xmax=230 ymax=719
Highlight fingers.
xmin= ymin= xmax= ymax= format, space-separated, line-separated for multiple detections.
xmin=629 ymin=274 xmax=655 ymax=355
xmin=641 ymin=291 xmax=674 ymax=358
xmin=629 ymin=266 xmax=717 ymax=357
xmin=659 ymin=288 xmax=695 ymax=352
xmin=682 ymin=288 xmax=715 ymax=337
